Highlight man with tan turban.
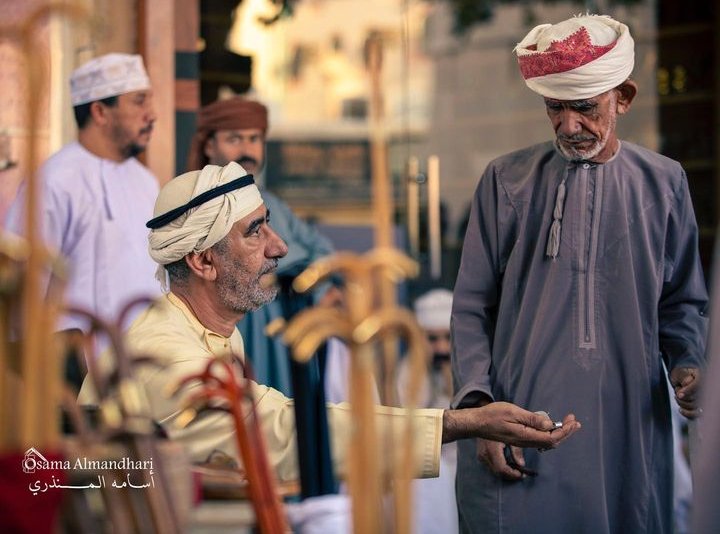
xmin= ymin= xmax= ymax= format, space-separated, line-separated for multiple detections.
xmin=186 ymin=97 xmax=336 ymax=395
xmin=79 ymin=161 xmax=580 ymax=484
xmin=451 ymin=14 xmax=707 ymax=533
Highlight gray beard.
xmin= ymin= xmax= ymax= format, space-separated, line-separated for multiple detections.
xmin=555 ymin=138 xmax=606 ymax=162
xmin=216 ymin=259 xmax=279 ymax=314
xmin=218 ymin=276 xmax=278 ymax=314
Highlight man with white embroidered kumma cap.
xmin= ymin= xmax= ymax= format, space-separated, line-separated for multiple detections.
xmin=451 ymin=14 xmax=706 ymax=534
xmin=69 ymin=53 xmax=151 ymax=107
xmin=6 ymin=53 xmax=161 ymax=363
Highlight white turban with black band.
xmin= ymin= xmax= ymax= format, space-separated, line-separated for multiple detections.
xmin=147 ymin=162 xmax=262 ymax=286
xmin=514 ymin=14 xmax=634 ymax=100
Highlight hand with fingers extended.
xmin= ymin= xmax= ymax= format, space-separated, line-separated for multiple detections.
xmin=670 ymin=366 xmax=702 ymax=419
xmin=441 ymin=401 xmax=581 ymax=450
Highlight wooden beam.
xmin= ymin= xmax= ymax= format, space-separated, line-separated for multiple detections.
xmin=138 ymin=0 xmax=175 ymax=185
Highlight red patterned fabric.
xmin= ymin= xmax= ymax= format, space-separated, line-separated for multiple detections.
xmin=518 ymin=27 xmax=617 ymax=80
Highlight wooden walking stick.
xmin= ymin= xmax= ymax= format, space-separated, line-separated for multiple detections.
xmin=264 ymin=26 xmax=432 ymax=534
xmin=68 ymin=303 xmax=183 ymax=534
xmin=0 ymin=0 xmax=90 ymax=450
xmin=274 ymin=247 xmax=423 ymax=534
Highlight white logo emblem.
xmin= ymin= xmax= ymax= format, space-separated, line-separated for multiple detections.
xmin=22 ymin=448 xmax=49 ymax=474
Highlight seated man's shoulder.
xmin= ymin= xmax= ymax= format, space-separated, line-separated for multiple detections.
xmin=124 ymin=296 xmax=211 ymax=363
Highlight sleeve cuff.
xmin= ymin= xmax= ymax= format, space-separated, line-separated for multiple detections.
xmin=451 ymin=383 xmax=494 ymax=409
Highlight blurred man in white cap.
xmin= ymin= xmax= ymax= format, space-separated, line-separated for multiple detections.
xmin=401 ymin=289 xmax=455 ymax=409
xmin=5 ymin=53 xmax=161 ymax=363
xmin=397 ymin=288 xmax=458 ymax=534
xmin=79 ymin=161 xmax=581 ymax=486
xmin=451 ymin=14 xmax=707 ymax=533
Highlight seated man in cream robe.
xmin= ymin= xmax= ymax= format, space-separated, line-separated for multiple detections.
xmin=78 ymin=162 xmax=581 ymax=483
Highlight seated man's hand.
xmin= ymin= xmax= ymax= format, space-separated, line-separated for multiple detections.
xmin=442 ymin=401 xmax=580 ymax=449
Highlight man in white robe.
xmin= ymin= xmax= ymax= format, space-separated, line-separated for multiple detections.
xmin=5 ymin=53 xmax=161 ymax=343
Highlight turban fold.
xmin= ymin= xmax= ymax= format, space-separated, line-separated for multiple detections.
xmin=70 ymin=53 xmax=151 ymax=106
xmin=514 ymin=15 xmax=634 ymax=100
xmin=186 ymin=98 xmax=269 ymax=171
xmin=414 ymin=289 xmax=453 ymax=331
xmin=148 ymin=162 xmax=262 ymax=285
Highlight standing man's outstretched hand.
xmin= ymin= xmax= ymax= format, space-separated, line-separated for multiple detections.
xmin=441 ymin=401 xmax=581 ymax=449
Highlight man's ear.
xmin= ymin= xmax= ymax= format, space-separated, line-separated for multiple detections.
xmin=615 ymin=80 xmax=638 ymax=115
xmin=89 ymin=101 xmax=111 ymax=126
xmin=185 ymin=250 xmax=217 ymax=281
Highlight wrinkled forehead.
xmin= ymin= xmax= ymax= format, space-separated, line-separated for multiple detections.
xmin=234 ymin=202 xmax=269 ymax=231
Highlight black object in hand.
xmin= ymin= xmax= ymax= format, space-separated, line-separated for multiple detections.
xmin=504 ymin=445 xmax=538 ymax=477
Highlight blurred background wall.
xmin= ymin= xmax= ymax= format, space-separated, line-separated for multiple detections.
xmin=1 ymin=0 xmax=717 ymax=290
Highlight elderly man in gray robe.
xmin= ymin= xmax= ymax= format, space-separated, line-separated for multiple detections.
xmin=451 ymin=14 xmax=707 ymax=534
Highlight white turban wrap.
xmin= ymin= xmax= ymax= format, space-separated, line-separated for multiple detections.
xmin=414 ymin=289 xmax=453 ymax=331
xmin=514 ymin=14 xmax=634 ymax=100
xmin=148 ymin=162 xmax=263 ymax=287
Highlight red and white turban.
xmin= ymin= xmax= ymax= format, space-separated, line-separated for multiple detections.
xmin=514 ymin=15 xmax=634 ymax=100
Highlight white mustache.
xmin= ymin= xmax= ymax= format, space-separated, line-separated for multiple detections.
xmin=260 ymin=259 xmax=279 ymax=276
xmin=558 ymin=135 xmax=596 ymax=143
